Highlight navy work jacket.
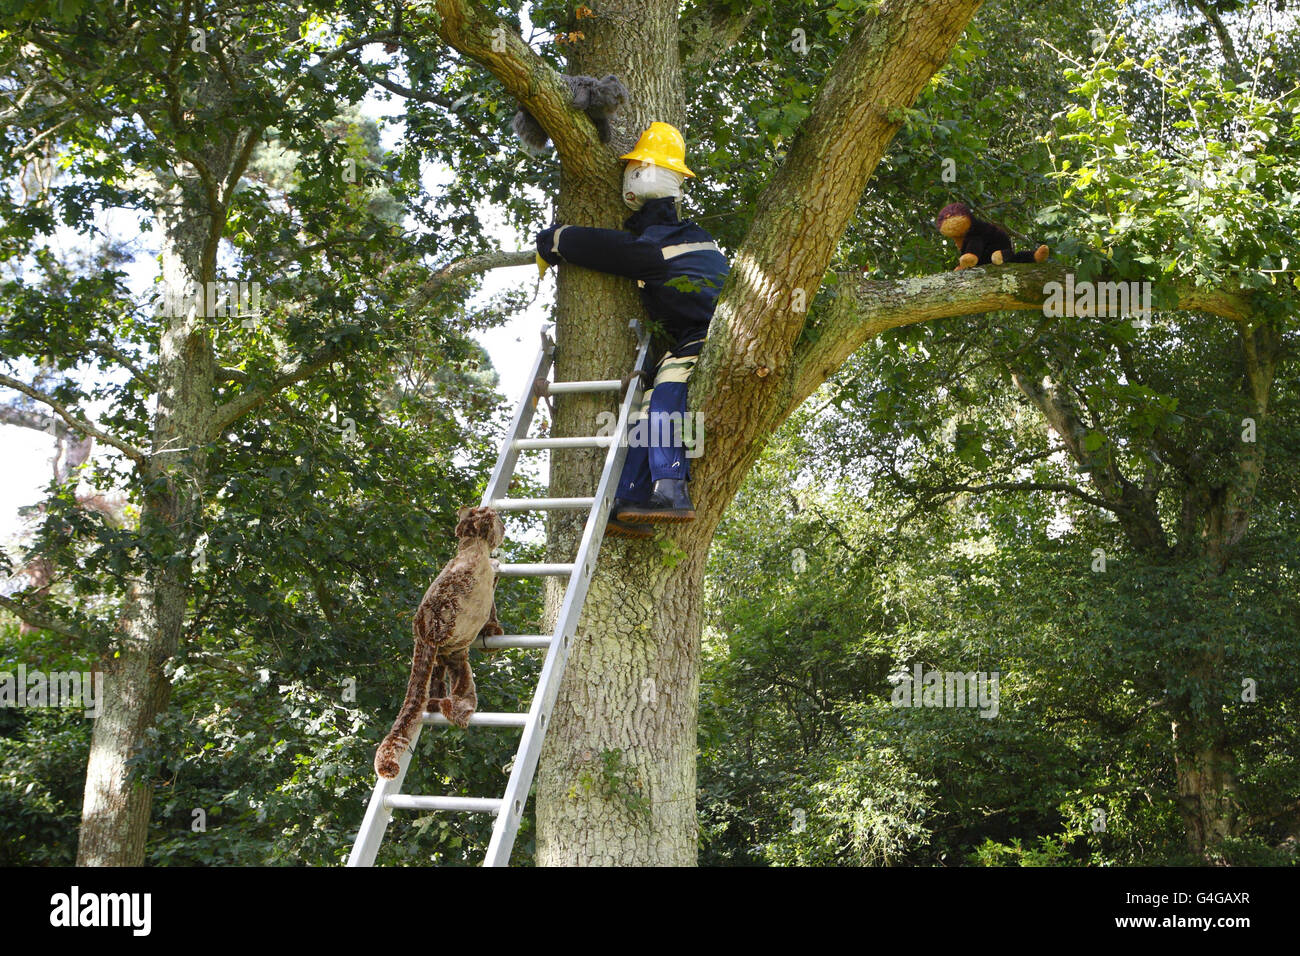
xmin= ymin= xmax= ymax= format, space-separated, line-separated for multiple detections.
xmin=537 ymin=197 xmax=729 ymax=347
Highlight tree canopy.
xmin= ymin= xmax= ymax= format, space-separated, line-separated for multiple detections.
xmin=1 ymin=0 xmax=1297 ymax=866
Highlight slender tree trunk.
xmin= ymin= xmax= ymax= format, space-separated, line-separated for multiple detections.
xmin=1166 ymin=321 xmax=1278 ymax=858
xmin=77 ymin=176 xmax=216 ymax=865
xmin=1170 ymin=608 xmax=1238 ymax=859
xmin=76 ymin=569 xmax=184 ymax=865
xmin=1015 ymin=316 xmax=1281 ymax=861
xmin=1189 ymin=0 xmax=1246 ymax=83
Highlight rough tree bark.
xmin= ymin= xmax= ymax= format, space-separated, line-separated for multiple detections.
xmin=430 ymin=0 xmax=696 ymax=860
xmin=1167 ymin=319 xmax=1278 ymax=856
xmin=535 ymin=1 xmax=702 ymax=865
xmin=434 ymin=0 xmax=1261 ymax=866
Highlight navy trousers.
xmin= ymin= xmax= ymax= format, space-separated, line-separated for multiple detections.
xmin=615 ymin=335 xmax=705 ymax=502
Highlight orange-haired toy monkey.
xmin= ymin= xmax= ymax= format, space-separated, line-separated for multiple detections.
xmin=936 ymin=202 xmax=1049 ymax=270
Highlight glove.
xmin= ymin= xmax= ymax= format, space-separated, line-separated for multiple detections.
xmin=536 ymin=225 xmax=564 ymax=266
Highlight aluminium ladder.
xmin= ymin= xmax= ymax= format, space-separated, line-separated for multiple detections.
xmin=347 ymin=321 xmax=652 ymax=867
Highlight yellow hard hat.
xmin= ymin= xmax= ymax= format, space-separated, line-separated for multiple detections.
xmin=619 ymin=122 xmax=695 ymax=177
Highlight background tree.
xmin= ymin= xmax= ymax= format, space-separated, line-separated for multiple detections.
xmin=0 ymin=0 xmax=537 ymax=864
xmin=856 ymin=5 xmax=1300 ymax=855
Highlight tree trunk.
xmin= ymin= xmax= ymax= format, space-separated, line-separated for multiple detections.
xmin=528 ymin=0 xmax=985 ymax=865
xmin=1165 ymin=321 xmax=1278 ymax=858
xmin=76 ymin=573 xmax=182 ymax=865
xmin=531 ymin=0 xmax=705 ymax=866
xmin=77 ymin=175 xmax=216 ymax=865
xmin=536 ymin=551 xmax=707 ymax=865
xmin=1172 ymin=713 xmax=1238 ymax=858
xmin=1165 ymin=586 xmax=1241 ymax=861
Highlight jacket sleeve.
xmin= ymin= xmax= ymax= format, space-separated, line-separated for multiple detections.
xmin=550 ymin=225 xmax=667 ymax=280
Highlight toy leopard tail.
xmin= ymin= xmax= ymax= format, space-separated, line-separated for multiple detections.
xmin=375 ymin=641 xmax=437 ymax=779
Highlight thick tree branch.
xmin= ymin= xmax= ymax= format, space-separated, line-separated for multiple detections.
xmin=0 ymin=402 xmax=69 ymax=438
xmin=207 ymin=347 xmax=338 ymax=437
xmin=1189 ymin=0 xmax=1246 ymax=83
xmin=275 ymin=30 xmax=404 ymax=103
xmin=786 ymin=261 xmax=1253 ymax=410
xmin=1211 ymin=319 xmax=1280 ymax=562
xmin=431 ymin=0 xmax=607 ymax=178
xmin=917 ymin=480 xmax=1128 ymax=516
xmin=88 ymin=338 xmax=155 ymax=388
xmin=0 ymin=373 xmax=146 ymax=463
xmin=357 ymin=64 xmax=503 ymax=154
xmin=679 ymin=2 xmax=757 ymax=69
xmin=1009 ymin=363 xmax=1170 ymax=553
xmin=694 ymin=0 xmax=984 ymax=512
xmin=772 ymin=260 xmax=1249 ymax=553
xmin=403 ymin=248 xmax=535 ymax=313
xmin=1011 ymin=336 xmax=1171 ymax=552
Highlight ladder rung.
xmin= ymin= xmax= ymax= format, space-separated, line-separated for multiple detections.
xmin=546 ymin=379 xmax=623 ymax=394
xmin=512 ymin=436 xmax=613 ymax=450
xmin=489 ymin=497 xmax=596 ymax=511
xmin=474 ymin=634 xmax=553 ymax=650
xmin=423 ymin=711 xmax=529 ymax=727
xmin=385 ymin=795 xmax=503 ymax=814
xmin=497 ymin=563 xmax=575 ymax=576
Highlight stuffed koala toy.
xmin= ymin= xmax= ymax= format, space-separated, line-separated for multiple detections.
xmin=512 ymin=74 xmax=630 ymax=155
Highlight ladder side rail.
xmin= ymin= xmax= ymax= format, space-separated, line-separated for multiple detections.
xmin=346 ymin=722 xmax=424 ymax=866
xmin=481 ymin=333 xmax=556 ymax=507
xmin=482 ymin=330 xmax=652 ymax=866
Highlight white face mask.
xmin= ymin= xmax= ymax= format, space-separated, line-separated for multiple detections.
xmin=623 ymin=161 xmax=685 ymax=211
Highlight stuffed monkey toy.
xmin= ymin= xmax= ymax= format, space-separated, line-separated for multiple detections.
xmin=936 ymin=202 xmax=1050 ymax=270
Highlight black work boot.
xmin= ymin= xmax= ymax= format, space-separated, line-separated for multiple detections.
xmin=606 ymin=498 xmax=654 ymax=539
xmin=615 ymin=479 xmax=695 ymax=523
